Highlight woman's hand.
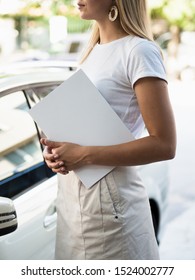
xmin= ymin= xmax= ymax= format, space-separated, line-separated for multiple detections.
xmin=40 ymin=138 xmax=88 ymax=174
xmin=41 ymin=140 xmax=68 ymax=175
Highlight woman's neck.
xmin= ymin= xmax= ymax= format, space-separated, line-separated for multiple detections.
xmin=97 ymin=20 xmax=128 ymax=44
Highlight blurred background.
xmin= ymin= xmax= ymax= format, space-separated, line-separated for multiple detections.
xmin=0 ymin=0 xmax=91 ymax=64
xmin=0 ymin=0 xmax=195 ymax=79
xmin=0 ymin=0 xmax=195 ymax=259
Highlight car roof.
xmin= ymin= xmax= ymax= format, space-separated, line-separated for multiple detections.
xmin=0 ymin=61 xmax=77 ymax=162
xmin=0 ymin=61 xmax=77 ymax=97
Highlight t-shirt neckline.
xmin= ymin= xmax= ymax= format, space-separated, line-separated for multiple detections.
xmin=96 ymin=35 xmax=132 ymax=48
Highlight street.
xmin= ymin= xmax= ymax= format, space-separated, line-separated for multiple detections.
xmin=159 ymin=80 xmax=195 ymax=259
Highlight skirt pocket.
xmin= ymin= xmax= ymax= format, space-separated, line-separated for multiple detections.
xmin=78 ymin=173 xmax=125 ymax=259
xmin=103 ymin=171 xmax=122 ymax=221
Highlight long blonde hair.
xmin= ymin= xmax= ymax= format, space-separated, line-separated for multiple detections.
xmin=80 ymin=0 xmax=153 ymax=63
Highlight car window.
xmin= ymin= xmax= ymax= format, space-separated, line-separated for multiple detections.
xmin=25 ymin=85 xmax=58 ymax=107
xmin=0 ymin=88 xmax=56 ymax=199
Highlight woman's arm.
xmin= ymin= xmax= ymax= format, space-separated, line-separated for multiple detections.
xmin=41 ymin=77 xmax=176 ymax=173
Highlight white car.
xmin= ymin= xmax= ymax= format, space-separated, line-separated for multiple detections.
xmin=0 ymin=62 xmax=169 ymax=259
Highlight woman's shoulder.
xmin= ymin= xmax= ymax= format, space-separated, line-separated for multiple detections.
xmin=125 ymin=36 xmax=161 ymax=56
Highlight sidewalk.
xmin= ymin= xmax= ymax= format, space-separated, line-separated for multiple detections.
xmin=159 ymin=204 xmax=195 ymax=259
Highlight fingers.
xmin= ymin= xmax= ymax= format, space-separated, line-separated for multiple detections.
xmin=46 ymin=160 xmax=64 ymax=169
xmin=42 ymin=144 xmax=59 ymax=161
xmin=40 ymin=138 xmax=47 ymax=146
xmin=51 ymin=164 xmax=69 ymax=175
xmin=41 ymin=138 xmax=61 ymax=160
xmin=40 ymin=138 xmax=69 ymax=175
xmin=52 ymin=166 xmax=69 ymax=175
xmin=40 ymin=138 xmax=61 ymax=148
xmin=43 ymin=150 xmax=58 ymax=161
xmin=46 ymin=159 xmax=69 ymax=175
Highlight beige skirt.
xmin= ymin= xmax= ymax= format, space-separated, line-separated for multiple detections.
xmin=55 ymin=166 xmax=159 ymax=260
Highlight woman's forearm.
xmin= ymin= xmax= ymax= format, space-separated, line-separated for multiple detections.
xmin=83 ymin=135 xmax=176 ymax=167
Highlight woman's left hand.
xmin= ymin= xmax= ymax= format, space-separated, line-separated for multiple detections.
xmin=40 ymin=138 xmax=87 ymax=173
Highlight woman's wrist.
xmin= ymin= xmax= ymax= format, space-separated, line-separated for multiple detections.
xmin=81 ymin=146 xmax=102 ymax=166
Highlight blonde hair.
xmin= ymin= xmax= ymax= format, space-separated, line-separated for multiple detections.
xmin=80 ymin=0 xmax=153 ymax=63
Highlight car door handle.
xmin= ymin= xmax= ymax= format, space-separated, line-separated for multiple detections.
xmin=43 ymin=203 xmax=57 ymax=228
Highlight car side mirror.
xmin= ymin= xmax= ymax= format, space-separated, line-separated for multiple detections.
xmin=0 ymin=197 xmax=17 ymax=236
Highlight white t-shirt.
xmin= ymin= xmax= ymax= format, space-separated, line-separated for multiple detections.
xmin=81 ymin=35 xmax=167 ymax=138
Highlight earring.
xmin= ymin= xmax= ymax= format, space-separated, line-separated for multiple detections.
xmin=108 ymin=5 xmax=118 ymax=22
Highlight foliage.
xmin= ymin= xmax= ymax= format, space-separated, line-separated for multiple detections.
xmin=1 ymin=0 xmax=195 ymax=33
xmin=149 ymin=0 xmax=195 ymax=31
xmin=0 ymin=0 xmax=91 ymax=33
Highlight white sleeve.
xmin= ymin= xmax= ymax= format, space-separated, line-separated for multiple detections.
xmin=128 ymin=41 xmax=167 ymax=88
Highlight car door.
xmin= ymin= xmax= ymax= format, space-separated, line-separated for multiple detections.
xmin=0 ymin=85 xmax=59 ymax=259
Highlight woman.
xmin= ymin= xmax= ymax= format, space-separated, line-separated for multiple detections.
xmin=41 ymin=0 xmax=176 ymax=260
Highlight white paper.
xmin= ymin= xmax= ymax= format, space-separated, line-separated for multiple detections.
xmin=29 ymin=69 xmax=134 ymax=188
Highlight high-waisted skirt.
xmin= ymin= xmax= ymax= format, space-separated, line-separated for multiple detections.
xmin=55 ymin=166 xmax=159 ymax=260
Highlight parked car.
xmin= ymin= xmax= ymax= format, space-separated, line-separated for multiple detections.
xmin=0 ymin=62 xmax=169 ymax=259
xmin=0 ymin=197 xmax=17 ymax=237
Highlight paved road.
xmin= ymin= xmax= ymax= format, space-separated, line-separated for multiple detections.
xmin=159 ymin=80 xmax=195 ymax=259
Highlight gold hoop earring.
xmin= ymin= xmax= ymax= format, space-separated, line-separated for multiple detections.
xmin=108 ymin=5 xmax=118 ymax=22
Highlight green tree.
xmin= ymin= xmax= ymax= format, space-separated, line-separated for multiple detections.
xmin=149 ymin=0 xmax=195 ymax=31
xmin=149 ymin=0 xmax=195 ymax=78
xmin=149 ymin=0 xmax=195 ymax=54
